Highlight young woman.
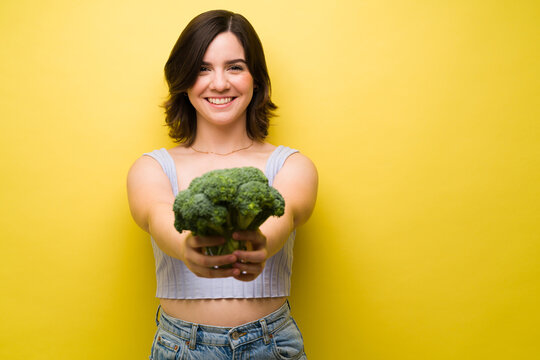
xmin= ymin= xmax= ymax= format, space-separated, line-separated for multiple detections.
xmin=127 ymin=10 xmax=318 ymax=359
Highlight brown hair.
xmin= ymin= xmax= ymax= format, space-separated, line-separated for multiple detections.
xmin=162 ymin=10 xmax=277 ymax=145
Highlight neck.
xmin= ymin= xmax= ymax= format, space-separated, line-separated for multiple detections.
xmin=191 ymin=121 xmax=252 ymax=155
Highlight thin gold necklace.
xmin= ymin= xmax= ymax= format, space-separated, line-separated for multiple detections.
xmin=190 ymin=140 xmax=254 ymax=156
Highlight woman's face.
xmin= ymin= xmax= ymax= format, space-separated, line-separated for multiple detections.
xmin=187 ymin=32 xmax=254 ymax=128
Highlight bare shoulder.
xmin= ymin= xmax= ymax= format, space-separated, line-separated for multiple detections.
xmin=273 ymin=151 xmax=318 ymax=228
xmin=258 ymin=141 xmax=277 ymax=153
xmin=277 ymin=151 xmax=318 ymax=182
xmin=167 ymin=144 xmax=193 ymax=157
xmin=127 ymin=154 xmax=175 ymax=231
xmin=127 ymin=154 xmax=169 ymax=188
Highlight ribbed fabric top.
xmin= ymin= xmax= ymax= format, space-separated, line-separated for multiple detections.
xmin=143 ymin=145 xmax=299 ymax=299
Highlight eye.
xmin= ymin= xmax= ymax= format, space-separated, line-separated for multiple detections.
xmin=199 ymin=65 xmax=211 ymax=72
xmin=228 ymin=64 xmax=245 ymax=72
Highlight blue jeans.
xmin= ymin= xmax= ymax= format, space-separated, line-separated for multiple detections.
xmin=149 ymin=300 xmax=307 ymax=359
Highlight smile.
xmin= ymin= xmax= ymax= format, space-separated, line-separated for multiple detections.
xmin=206 ymin=97 xmax=235 ymax=105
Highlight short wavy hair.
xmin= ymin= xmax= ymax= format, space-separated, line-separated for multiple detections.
xmin=162 ymin=10 xmax=277 ymax=145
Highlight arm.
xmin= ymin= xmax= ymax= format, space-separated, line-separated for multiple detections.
xmin=231 ymin=152 xmax=318 ymax=280
xmin=126 ymin=155 xmax=240 ymax=277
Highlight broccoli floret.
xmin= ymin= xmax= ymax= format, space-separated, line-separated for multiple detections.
xmin=233 ymin=181 xmax=285 ymax=230
xmin=173 ymin=192 xmax=229 ymax=236
xmin=172 ymin=167 xmax=285 ymax=257
xmin=189 ymin=170 xmax=237 ymax=204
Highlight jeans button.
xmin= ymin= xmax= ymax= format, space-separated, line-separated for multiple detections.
xmin=231 ymin=332 xmax=240 ymax=340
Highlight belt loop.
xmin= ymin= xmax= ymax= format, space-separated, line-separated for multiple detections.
xmin=259 ymin=318 xmax=271 ymax=345
xmin=188 ymin=324 xmax=198 ymax=350
xmin=155 ymin=305 xmax=161 ymax=326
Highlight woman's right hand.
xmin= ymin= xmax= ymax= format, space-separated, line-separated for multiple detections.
xmin=181 ymin=232 xmax=242 ymax=278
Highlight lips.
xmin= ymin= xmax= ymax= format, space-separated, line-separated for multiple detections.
xmin=206 ymin=97 xmax=235 ymax=105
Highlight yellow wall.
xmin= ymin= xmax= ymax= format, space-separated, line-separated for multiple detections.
xmin=1 ymin=1 xmax=538 ymax=358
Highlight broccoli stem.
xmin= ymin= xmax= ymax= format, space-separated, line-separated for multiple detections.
xmin=204 ymin=237 xmax=246 ymax=258
xmin=236 ymin=214 xmax=255 ymax=230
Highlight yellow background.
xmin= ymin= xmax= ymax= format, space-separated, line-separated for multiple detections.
xmin=1 ymin=0 xmax=539 ymax=359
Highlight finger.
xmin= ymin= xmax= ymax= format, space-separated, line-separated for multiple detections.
xmin=233 ymin=271 xmax=261 ymax=282
xmin=186 ymin=248 xmax=237 ymax=268
xmin=232 ymin=230 xmax=266 ymax=250
xmin=232 ymin=249 xmax=267 ymax=264
xmin=190 ymin=264 xmax=241 ymax=279
xmin=232 ymin=261 xmax=264 ymax=275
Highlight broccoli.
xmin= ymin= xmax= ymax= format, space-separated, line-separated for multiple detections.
xmin=173 ymin=167 xmax=285 ymax=256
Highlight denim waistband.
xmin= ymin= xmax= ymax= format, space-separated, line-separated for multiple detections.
xmin=156 ymin=300 xmax=291 ymax=350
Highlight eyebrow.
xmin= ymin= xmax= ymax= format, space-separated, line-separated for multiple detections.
xmin=201 ymin=59 xmax=247 ymax=65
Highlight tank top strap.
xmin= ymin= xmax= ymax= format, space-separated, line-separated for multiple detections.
xmin=264 ymin=145 xmax=299 ymax=186
xmin=143 ymin=148 xmax=179 ymax=196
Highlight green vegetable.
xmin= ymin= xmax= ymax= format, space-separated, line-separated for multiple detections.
xmin=173 ymin=167 xmax=285 ymax=256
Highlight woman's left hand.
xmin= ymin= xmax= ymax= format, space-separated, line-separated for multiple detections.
xmin=231 ymin=229 xmax=268 ymax=282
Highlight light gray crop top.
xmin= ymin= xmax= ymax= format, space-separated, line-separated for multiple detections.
xmin=143 ymin=145 xmax=299 ymax=299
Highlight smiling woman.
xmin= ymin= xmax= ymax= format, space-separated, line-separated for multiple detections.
xmin=162 ymin=10 xmax=277 ymax=147
xmin=126 ymin=9 xmax=318 ymax=360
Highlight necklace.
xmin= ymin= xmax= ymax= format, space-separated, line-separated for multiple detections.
xmin=190 ymin=140 xmax=254 ymax=156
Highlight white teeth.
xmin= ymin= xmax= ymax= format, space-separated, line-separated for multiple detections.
xmin=207 ymin=97 xmax=233 ymax=105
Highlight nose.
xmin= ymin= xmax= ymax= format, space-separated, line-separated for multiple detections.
xmin=209 ymin=70 xmax=230 ymax=91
